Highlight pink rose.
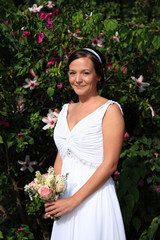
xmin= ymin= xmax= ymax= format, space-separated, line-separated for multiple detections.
xmin=5 ymin=20 xmax=8 ymax=25
xmin=37 ymin=32 xmax=44 ymax=43
xmin=38 ymin=185 xmax=52 ymax=200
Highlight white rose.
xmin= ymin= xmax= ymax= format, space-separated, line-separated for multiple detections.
xmin=45 ymin=174 xmax=54 ymax=186
xmin=56 ymin=182 xmax=66 ymax=193
xmin=55 ymin=174 xmax=62 ymax=182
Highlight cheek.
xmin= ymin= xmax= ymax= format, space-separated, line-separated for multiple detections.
xmin=69 ymin=77 xmax=74 ymax=85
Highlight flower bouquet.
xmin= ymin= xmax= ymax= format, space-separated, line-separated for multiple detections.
xmin=24 ymin=167 xmax=68 ymax=219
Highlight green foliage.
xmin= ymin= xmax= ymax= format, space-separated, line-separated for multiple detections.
xmin=0 ymin=0 xmax=160 ymax=239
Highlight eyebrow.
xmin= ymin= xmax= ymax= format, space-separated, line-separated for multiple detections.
xmin=69 ymin=68 xmax=90 ymax=71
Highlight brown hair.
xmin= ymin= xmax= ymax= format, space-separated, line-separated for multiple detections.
xmin=68 ymin=48 xmax=106 ymax=89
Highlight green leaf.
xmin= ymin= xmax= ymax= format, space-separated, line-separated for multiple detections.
xmin=133 ymin=217 xmax=141 ymax=232
xmin=125 ymin=194 xmax=135 ymax=210
xmin=148 ymin=217 xmax=159 ymax=240
xmin=152 ymin=35 xmax=160 ymax=50
xmin=104 ymin=19 xmax=118 ymax=33
xmin=0 ymin=136 xmax=3 ymax=144
xmin=47 ymin=87 xmax=55 ymax=97
xmin=7 ymin=140 xmax=15 ymax=149
xmin=0 ymin=231 xmax=3 ymax=239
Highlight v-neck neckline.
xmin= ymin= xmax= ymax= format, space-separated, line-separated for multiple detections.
xmin=66 ymin=100 xmax=110 ymax=133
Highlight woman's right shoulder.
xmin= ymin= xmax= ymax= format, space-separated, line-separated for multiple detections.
xmin=67 ymin=102 xmax=78 ymax=113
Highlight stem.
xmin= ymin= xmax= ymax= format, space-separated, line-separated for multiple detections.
xmin=36 ymin=217 xmax=50 ymax=240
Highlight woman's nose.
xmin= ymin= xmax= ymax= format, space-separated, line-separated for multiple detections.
xmin=75 ymin=74 xmax=82 ymax=83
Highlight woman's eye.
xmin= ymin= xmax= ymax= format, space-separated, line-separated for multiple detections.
xmin=69 ymin=72 xmax=76 ymax=76
xmin=84 ymin=72 xmax=89 ymax=75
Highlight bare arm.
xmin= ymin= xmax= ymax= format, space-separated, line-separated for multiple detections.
xmin=71 ymin=104 xmax=124 ymax=206
xmin=45 ymin=104 xmax=124 ymax=217
xmin=54 ymin=152 xmax=62 ymax=175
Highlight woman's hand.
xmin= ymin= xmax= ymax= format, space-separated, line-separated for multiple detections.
xmin=45 ymin=197 xmax=76 ymax=218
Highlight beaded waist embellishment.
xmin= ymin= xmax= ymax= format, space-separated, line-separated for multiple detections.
xmin=65 ymin=148 xmax=100 ymax=169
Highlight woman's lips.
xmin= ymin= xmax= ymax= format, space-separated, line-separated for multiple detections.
xmin=74 ymin=85 xmax=86 ymax=88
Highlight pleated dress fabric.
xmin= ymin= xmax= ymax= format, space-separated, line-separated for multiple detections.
xmin=51 ymin=100 xmax=126 ymax=240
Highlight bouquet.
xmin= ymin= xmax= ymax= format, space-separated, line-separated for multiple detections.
xmin=24 ymin=167 xmax=68 ymax=219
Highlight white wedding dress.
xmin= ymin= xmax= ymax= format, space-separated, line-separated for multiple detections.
xmin=51 ymin=100 xmax=126 ymax=240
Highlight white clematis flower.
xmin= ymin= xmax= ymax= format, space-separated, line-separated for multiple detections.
xmin=67 ymin=29 xmax=83 ymax=40
xmin=131 ymin=75 xmax=150 ymax=91
xmin=23 ymin=78 xmax=39 ymax=90
xmin=17 ymin=96 xmax=26 ymax=113
xmin=47 ymin=1 xmax=55 ymax=8
xmin=29 ymin=4 xmax=43 ymax=13
xmin=18 ymin=155 xmax=37 ymax=173
xmin=42 ymin=109 xmax=59 ymax=130
xmin=113 ymin=31 xmax=120 ymax=43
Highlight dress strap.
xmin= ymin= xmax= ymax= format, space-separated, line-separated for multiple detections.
xmin=100 ymin=100 xmax=123 ymax=118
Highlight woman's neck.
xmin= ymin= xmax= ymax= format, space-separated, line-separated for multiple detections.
xmin=78 ymin=93 xmax=101 ymax=106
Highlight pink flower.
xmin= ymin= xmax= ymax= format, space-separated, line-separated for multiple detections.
xmin=18 ymin=155 xmax=37 ymax=172
xmin=18 ymin=228 xmax=24 ymax=234
xmin=47 ymin=53 xmax=58 ymax=66
xmin=124 ymin=132 xmax=130 ymax=139
xmin=47 ymin=1 xmax=56 ymax=8
xmin=5 ymin=20 xmax=8 ymax=25
xmin=37 ymin=32 xmax=44 ymax=43
xmin=154 ymin=153 xmax=158 ymax=158
xmin=131 ymin=75 xmax=150 ymax=91
xmin=30 ymin=69 xmax=36 ymax=77
xmin=53 ymin=9 xmax=58 ymax=16
xmin=69 ymin=100 xmax=74 ymax=104
xmin=122 ymin=65 xmax=127 ymax=74
xmin=57 ymin=83 xmax=63 ymax=89
xmin=39 ymin=11 xmax=47 ymax=19
xmin=114 ymin=171 xmax=120 ymax=180
xmin=149 ymin=105 xmax=155 ymax=118
xmin=157 ymin=186 xmax=160 ymax=193
xmin=18 ymin=133 xmax=24 ymax=138
xmin=113 ymin=32 xmax=120 ymax=43
xmin=46 ymin=20 xmax=53 ymax=29
xmin=23 ymin=78 xmax=39 ymax=90
xmin=106 ymin=62 xmax=112 ymax=70
xmin=23 ymin=31 xmax=30 ymax=37
xmin=147 ymin=63 xmax=154 ymax=72
xmin=38 ymin=185 xmax=52 ymax=200
xmin=138 ymin=179 xmax=144 ymax=187
xmin=0 ymin=119 xmax=10 ymax=128
xmin=29 ymin=4 xmax=43 ymax=13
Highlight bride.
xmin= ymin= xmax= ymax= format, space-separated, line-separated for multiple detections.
xmin=45 ymin=47 xmax=126 ymax=240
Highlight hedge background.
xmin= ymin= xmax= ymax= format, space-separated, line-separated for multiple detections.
xmin=0 ymin=0 xmax=160 ymax=239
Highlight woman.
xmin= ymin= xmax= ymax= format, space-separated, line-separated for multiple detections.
xmin=45 ymin=48 xmax=126 ymax=240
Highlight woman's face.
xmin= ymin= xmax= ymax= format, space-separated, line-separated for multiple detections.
xmin=68 ymin=57 xmax=100 ymax=97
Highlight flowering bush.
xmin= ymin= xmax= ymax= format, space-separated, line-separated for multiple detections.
xmin=0 ymin=0 xmax=160 ymax=239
